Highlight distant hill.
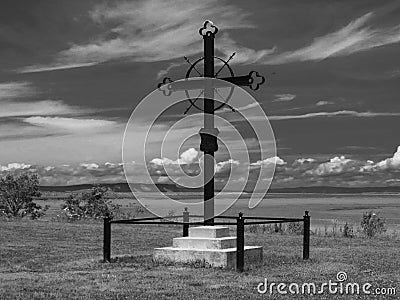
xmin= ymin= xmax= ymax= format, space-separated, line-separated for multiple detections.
xmin=40 ymin=183 xmax=400 ymax=194
xmin=40 ymin=182 xmax=202 ymax=193
xmin=268 ymin=186 xmax=400 ymax=194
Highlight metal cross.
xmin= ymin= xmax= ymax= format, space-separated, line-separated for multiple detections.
xmin=158 ymin=21 xmax=265 ymax=225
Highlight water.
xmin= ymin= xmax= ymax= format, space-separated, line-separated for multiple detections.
xmin=116 ymin=193 xmax=400 ymax=230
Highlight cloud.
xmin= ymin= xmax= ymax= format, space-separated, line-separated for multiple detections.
xmin=18 ymin=0 xmax=273 ymax=73
xmin=0 ymin=81 xmax=99 ymax=121
xmin=0 ymin=163 xmax=32 ymax=172
xmin=179 ymin=148 xmax=199 ymax=164
xmin=23 ymin=116 xmax=117 ymax=131
xmin=217 ymin=102 xmax=262 ymax=113
xmin=380 ymin=146 xmax=400 ymax=168
xmin=263 ymin=12 xmax=400 ymax=65
xmin=80 ymin=163 xmax=100 ymax=170
xmin=2 ymin=147 xmax=400 ymax=187
xmin=18 ymin=63 xmax=97 ymax=74
xmin=316 ymin=101 xmax=333 ymax=106
xmin=282 ymin=146 xmax=400 ymax=184
xmin=156 ymin=62 xmax=184 ymax=80
xmin=295 ymin=158 xmax=316 ymax=165
xmin=0 ymin=100 xmax=87 ymax=118
xmin=273 ymin=94 xmax=296 ymax=102
xmin=150 ymin=148 xmax=199 ymax=165
xmin=362 ymin=146 xmax=400 ymax=171
xmin=251 ymin=156 xmax=286 ymax=166
xmin=268 ymin=110 xmax=400 ymax=121
xmin=217 ymin=33 xmax=275 ymax=65
xmin=236 ymin=102 xmax=261 ymax=111
xmin=306 ymin=156 xmax=355 ymax=176
xmin=0 ymin=82 xmax=34 ymax=100
xmin=48 ymin=163 xmax=126 ymax=185
xmin=215 ymin=159 xmax=240 ymax=174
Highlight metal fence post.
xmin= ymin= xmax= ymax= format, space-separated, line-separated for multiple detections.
xmin=236 ymin=212 xmax=245 ymax=272
xmin=103 ymin=217 xmax=112 ymax=262
xmin=303 ymin=211 xmax=310 ymax=260
xmin=183 ymin=207 xmax=189 ymax=237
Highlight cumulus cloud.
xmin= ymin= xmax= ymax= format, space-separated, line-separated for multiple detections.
xmin=251 ymin=156 xmax=286 ymax=166
xmin=377 ymin=146 xmax=400 ymax=168
xmin=295 ymin=158 xmax=316 ymax=165
xmin=361 ymin=146 xmax=400 ymax=171
xmin=80 ymin=163 xmax=100 ymax=170
xmin=0 ymin=162 xmax=131 ymax=186
xmin=2 ymin=147 xmax=400 ymax=187
xmin=150 ymin=148 xmax=199 ymax=165
xmin=179 ymin=148 xmax=199 ymax=164
xmin=0 ymin=163 xmax=32 ymax=172
xmin=306 ymin=156 xmax=354 ymax=176
xmin=215 ymin=159 xmax=240 ymax=174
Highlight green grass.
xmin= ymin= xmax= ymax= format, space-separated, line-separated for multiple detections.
xmin=1 ymin=218 xmax=399 ymax=299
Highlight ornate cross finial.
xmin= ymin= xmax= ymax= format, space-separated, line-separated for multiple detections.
xmin=157 ymin=77 xmax=173 ymax=96
xmin=199 ymin=20 xmax=218 ymax=37
xmin=248 ymin=71 xmax=266 ymax=90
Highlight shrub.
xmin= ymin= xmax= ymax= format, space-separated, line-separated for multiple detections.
xmin=135 ymin=205 xmax=145 ymax=214
xmin=361 ymin=211 xmax=386 ymax=237
xmin=0 ymin=173 xmax=48 ymax=219
xmin=287 ymin=222 xmax=303 ymax=235
xmin=61 ymin=186 xmax=120 ymax=220
xmin=247 ymin=224 xmax=260 ymax=233
xmin=342 ymin=222 xmax=354 ymax=238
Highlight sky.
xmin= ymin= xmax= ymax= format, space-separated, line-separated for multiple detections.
xmin=0 ymin=0 xmax=400 ymax=188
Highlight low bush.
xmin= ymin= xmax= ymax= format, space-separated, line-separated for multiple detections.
xmin=342 ymin=222 xmax=354 ymax=238
xmin=286 ymin=222 xmax=304 ymax=235
xmin=61 ymin=186 xmax=120 ymax=221
xmin=361 ymin=211 xmax=386 ymax=237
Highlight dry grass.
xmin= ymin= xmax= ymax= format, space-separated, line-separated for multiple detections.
xmin=0 ymin=217 xmax=399 ymax=299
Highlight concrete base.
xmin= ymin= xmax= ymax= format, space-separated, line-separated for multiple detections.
xmin=153 ymin=226 xmax=263 ymax=269
xmin=173 ymin=236 xmax=237 ymax=249
xmin=153 ymin=245 xmax=262 ymax=269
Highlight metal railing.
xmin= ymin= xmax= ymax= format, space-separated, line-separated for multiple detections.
xmin=103 ymin=210 xmax=311 ymax=272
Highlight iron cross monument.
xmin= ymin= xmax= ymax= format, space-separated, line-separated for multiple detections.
xmin=158 ymin=21 xmax=265 ymax=225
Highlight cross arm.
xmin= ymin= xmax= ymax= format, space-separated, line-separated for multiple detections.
xmin=220 ymin=71 xmax=265 ymax=91
xmin=157 ymin=71 xmax=265 ymax=94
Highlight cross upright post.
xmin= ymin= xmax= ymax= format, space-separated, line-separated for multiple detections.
xmin=200 ymin=21 xmax=218 ymax=225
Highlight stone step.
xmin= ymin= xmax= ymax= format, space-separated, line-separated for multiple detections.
xmin=173 ymin=236 xmax=236 ymax=250
xmin=153 ymin=246 xmax=263 ymax=269
xmin=189 ymin=226 xmax=230 ymax=238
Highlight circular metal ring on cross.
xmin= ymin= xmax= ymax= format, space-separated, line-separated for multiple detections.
xmin=184 ymin=56 xmax=235 ymax=112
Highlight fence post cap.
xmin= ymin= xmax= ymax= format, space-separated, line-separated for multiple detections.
xmin=184 ymin=207 xmax=188 ymax=212
xmin=304 ymin=211 xmax=309 ymax=216
xmin=238 ymin=212 xmax=243 ymax=218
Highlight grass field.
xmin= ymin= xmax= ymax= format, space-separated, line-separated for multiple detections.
xmin=1 ymin=194 xmax=399 ymax=299
xmin=1 ymin=219 xmax=399 ymax=299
